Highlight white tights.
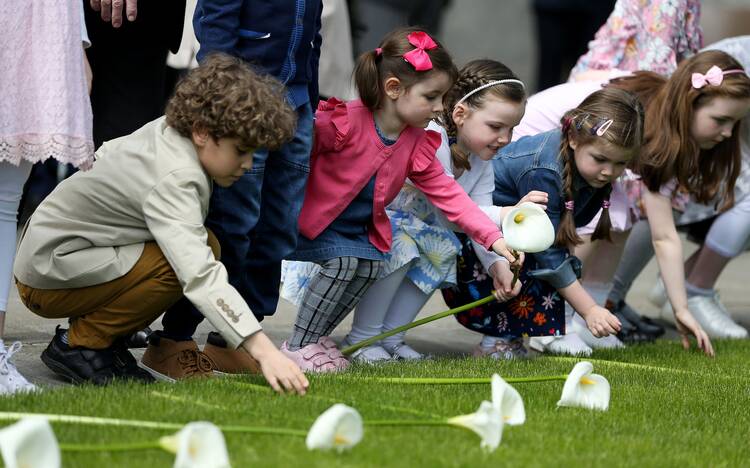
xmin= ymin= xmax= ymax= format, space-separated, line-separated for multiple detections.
xmin=348 ymin=263 xmax=432 ymax=347
xmin=0 ymin=161 xmax=33 ymax=312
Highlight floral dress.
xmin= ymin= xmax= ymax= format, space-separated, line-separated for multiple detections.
xmin=442 ymin=234 xmax=566 ymax=338
xmin=569 ymin=0 xmax=702 ymax=80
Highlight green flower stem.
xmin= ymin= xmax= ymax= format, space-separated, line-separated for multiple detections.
xmin=220 ymin=425 xmax=307 ymax=437
xmin=0 ymin=412 xmax=305 ymax=437
xmin=365 ymin=375 xmax=568 ymax=385
xmin=59 ymin=441 xmax=162 ymax=452
xmin=365 ymin=420 xmax=450 ymax=427
xmin=341 ymin=294 xmax=497 ymax=356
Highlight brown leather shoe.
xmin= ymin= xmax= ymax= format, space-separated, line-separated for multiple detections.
xmin=140 ymin=335 xmax=215 ymax=382
xmin=202 ymin=332 xmax=261 ymax=374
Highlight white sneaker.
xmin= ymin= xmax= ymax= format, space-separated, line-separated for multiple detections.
xmin=383 ymin=342 xmax=424 ymax=360
xmin=570 ymin=314 xmax=625 ymax=349
xmin=529 ymin=334 xmax=592 ymax=356
xmin=664 ymin=293 xmax=748 ymax=339
xmin=647 ymin=276 xmax=668 ymax=308
xmin=0 ymin=342 xmax=37 ymax=394
xmin=343 ymin=337 xmax=392 ymax=364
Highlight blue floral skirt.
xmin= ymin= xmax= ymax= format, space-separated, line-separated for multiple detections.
xmin=441 ymin=234 xmax=565 ymax=338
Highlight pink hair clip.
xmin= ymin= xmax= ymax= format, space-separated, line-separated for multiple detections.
xmin=601 ymin=200 xmax=611 ymax=209
xmin=692 ymin=65 xmax=747 ymax=89
xmin=375 ymin=47 xmax=383 ymax=56
xmin=402 ymin=31 xmax=438 ymax=71
xmin=564 ymin=200 xmax=575 ymax=211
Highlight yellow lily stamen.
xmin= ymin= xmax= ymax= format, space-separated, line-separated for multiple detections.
xmin=580 ymin=377 xmax=596 ymax=385
xmin=513 ymin=213 xmax=525 ymax=223
xmin=334 ymin=435 xmax=350 ymax=446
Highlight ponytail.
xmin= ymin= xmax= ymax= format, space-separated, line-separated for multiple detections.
xmin=353 ymin=49 xmax=383 ymax=109
xmin=590 ymin=188 xmax=613 ymax=242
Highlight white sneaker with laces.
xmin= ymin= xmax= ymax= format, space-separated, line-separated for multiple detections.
xmin=0 ymin=341 xmax=37 ymax=394
xmin=664 ymin=293 xmax=748 ymax=339
xmin=342 ymin=337 xmax=392 ymax=364
xmin=570 ymin=314 xmax=625 ymax=349
xmin=383 ymin=342 xmax=424 ymax=360
xmin=528 ymin=334 xmax=592 ymax=356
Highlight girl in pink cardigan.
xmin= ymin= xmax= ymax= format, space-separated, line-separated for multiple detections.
xmin=281 ymin=28 xmax=519 ymax=372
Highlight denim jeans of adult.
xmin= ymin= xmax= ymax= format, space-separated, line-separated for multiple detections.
xmin=160 ymin=102 xmax=313 ymax=340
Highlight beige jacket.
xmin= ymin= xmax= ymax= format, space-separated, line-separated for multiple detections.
xmin=14 ymin=117 xmax=261 ymax=348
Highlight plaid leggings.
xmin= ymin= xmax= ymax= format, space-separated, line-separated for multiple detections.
xmin=288 ymin=257 xmax=382 ymax=350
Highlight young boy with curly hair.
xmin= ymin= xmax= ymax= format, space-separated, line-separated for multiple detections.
xmin=13 ymin=54 xmax=309 ymax=394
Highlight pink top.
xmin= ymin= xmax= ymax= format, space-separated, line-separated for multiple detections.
xmin=569 ymin=0 xmax=702 ymax=80
xmin=298 ymin=98 xmax=502 ymax=253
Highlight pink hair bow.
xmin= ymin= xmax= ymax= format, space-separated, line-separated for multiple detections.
xmin=692 ymin=65 xmax=725 ymax=89
xmin=403 ymin=31 xmax=438 ymax=71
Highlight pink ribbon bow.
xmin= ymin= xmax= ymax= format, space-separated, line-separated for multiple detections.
xmin=403 ymin=31 xmax=438 ymax=71
xmin=691 ymin=65 xmax=725 ymax=89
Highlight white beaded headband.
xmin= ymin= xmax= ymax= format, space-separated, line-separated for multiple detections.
xmin=456 ymin=79 xmax=526 ymax=106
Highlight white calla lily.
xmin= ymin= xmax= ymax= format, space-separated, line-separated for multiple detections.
xmin=502 ymin=202 xmax=555 ymax=253
xmin=491 ymin=374 xmax=525 ymax=425
xmin=0 ymin=417 xmax=61 ymax=468
xmin=447 ymin=401 xmax=503 ymax=453
xmin=306 ymin=404 xmax=363 ymax=452
xmin=159 ymin=422 xmax=230 ymax=468
xmin=557 ymin=361 xmax=610 ymax=411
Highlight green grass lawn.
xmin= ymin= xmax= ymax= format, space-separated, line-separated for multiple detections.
xmin=2 ymin=339 xmax=749 ymax=467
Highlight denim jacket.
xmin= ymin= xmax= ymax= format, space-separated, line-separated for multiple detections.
xmin=194 ymin=0 xmax=323 ymax=108
xmin=492 ymin=129 xmax=606 ymax=288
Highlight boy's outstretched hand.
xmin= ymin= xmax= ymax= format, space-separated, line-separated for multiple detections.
xmin=242 ymin=332 xmax=309 ymax=395
xmin=491 ymin=238 xmax=524 ymax=267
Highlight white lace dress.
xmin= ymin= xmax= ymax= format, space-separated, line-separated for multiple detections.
xmin=0 ymin=0 xmax=94 ymax=169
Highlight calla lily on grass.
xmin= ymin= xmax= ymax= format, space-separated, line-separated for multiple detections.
xmin=502 ymin=202 xmax=555 ymax=253
xmin=0 ymin=417 xmax=61 ymax=468
xmin=557 ymin=361 xmax=610 ymax=411
xmin=447 ymin=401 xmax=503 ymax=453
xmin=159 ymin=422 xmax=231 ymax=468
xmin=491 ymin=374 xmax=525 ymax=425
xmin=306 ymin=404 xmax=364 ymax=452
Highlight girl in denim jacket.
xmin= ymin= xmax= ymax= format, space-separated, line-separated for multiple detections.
xmin=444 ymin=87 xmax=642 ymax=359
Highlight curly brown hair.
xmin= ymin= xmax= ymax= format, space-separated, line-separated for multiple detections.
xmin=166 ymin=53 xmax=296 ymax=150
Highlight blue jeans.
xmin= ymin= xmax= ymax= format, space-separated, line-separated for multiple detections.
xmin=161 ymin=102 xmax=313 ymax=339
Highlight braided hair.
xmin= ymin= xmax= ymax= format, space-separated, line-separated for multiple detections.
xmin=556 ymin=87 xmax=645 ymax=247
xmin=439 ymin=60 xmax=526 ymax=172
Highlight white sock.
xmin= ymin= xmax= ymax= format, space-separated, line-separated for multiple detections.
xmin=380 ymin=279 xmax=431 ymax=348
xmin=347 ymin=264 xmax=410 ymax=344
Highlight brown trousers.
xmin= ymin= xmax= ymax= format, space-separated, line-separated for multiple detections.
xmin=16 ymin=231 xmax=220 ymax=349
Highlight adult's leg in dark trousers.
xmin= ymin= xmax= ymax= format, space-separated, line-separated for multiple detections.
xmin=244 ymin=103 xmax=314 ymax=317
xmin=160 ymin=102 xmax=313 ymax=338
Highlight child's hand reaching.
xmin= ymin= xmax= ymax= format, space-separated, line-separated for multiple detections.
xmin=242 ymin=332 xmax=309 ymax=395
xmin=582 ymin=305 xmax=622 ymax=337
xmin=488 ymin=261 xmax=522 ymax=301
xmin=673 ymin=307 xmax=715 ymax=357
xmin=518 ymin=190 xmax=549 ymax=210
xmin=491 ymin=238 xmax=524 ymax=267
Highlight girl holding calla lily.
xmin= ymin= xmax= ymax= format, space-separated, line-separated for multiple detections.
xmin=444 ymin=87 xmax=643 ymax=359
xmin=337 ymin=60 xmax=547 ymax=363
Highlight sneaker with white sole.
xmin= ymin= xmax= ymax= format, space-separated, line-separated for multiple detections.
xmin=383 ymin=342 xmax=424 ymax=360
xmin=0 ymin=342 xmax=37 ymax=394
xmin=528 ymin=334 xmax=592 ymax=356
xmin=571 ymin=314 xmax=625 ymax=349
xmin=663 ymin=293 xmax=748 ymax=339
xmin=342 ymin=338 xmax=392 ymax=364
xmin=647 ymin=276 xmax=668 ymax=308
xmin=472 ymin=337 xmax=528 ymax=360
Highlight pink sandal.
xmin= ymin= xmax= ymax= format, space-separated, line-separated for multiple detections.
xmin=281 ymin=336 xmax=350 ymax=373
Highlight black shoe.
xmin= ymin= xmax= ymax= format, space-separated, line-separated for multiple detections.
xmin=40 ymin=327 xmax=153 ymax=385
xmin=124 ymin=327 xmax=152 ymax=349
xmin=614 ymin=300 xmax=665 ymax=338
xmin=206 ymin=331 xmax=228 ymax=348
xmin=41 ymin=327 xmax=118 ymax=385
xmin=111 ymin=340 xmax=155 ymax=383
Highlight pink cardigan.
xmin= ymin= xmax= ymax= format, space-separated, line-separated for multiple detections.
xmin=298 ymin=98 xmax=502 ymax=253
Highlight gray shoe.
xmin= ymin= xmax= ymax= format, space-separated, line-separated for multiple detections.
xmin=683 ymin=293 xmax=748 ymax=339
